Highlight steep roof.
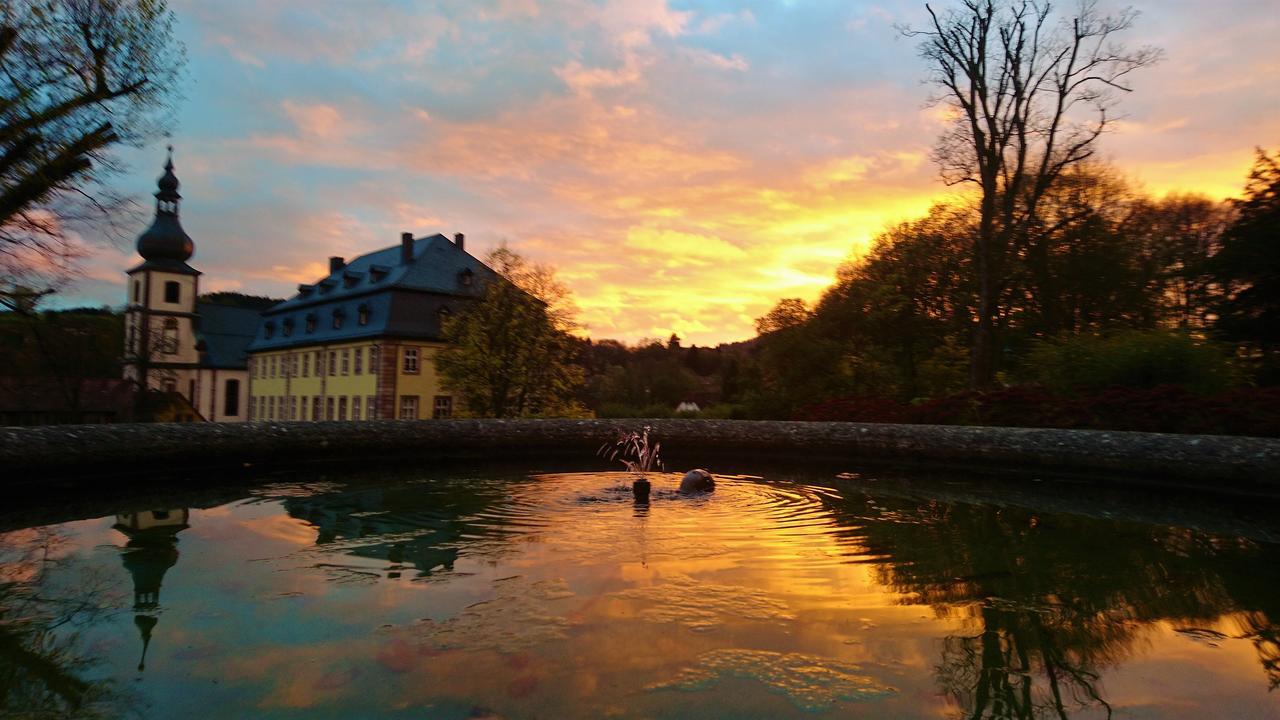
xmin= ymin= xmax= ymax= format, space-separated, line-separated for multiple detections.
xmin=194 ymin=303 xmax=260 ymax=369
xmin=249 ymin=234 xmax=497 ymax=352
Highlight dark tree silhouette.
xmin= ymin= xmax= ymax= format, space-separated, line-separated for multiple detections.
xmin=1211 ymin=148 xmax=1280 ymax=382
xmin=0 ymin=0 xmax=184 ymax=305
xmin=905 ymin=0 xmax=1159 ymax=387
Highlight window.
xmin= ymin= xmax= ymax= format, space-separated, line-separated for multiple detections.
xmin=367 ymin=395 xmax=377 ymax=419
xmin=313 ymin=396 xmax=322 ymax=420
xmin=133 ymin=280 xmax=141 ymax=303
xmin=291 ymin=396 xmax=298 ymax=420
xmin=399 ymin=395 xmax=419 ymax=420
xmin=161 ymin=318 xmax=178 ymax=355
xmin=224 ymin=380 xmax=240 ymax=416
xmin=352 ymin=396 xmax=362 ymax=420
xmin=328 ymin=351 xmax=337 ymax=376
xmin=127 ymin=324 xmax=138 ymax=355
xmin=354 ymin=347 xmax=363 ymax=375
xmin=370 ymin=346 xmax=379 ymax=371
xmin=341 ymin=349 xmax=350 ymax=375
xmin=283 ymin=318 xmax=294 ymax=337
xmin=403 ymin=347 xmax=420 ymax=374
xmin=306 ymin=314 xmax=316 ymax=333
xmin=332 ymin=309 xmax=344 ymax=329
xmin=326 ymin=397 xmax=335 ymax=420
xmin=316 ymin=351 xmax=324 ymax=376
xmin=433 ymin=395 xmax=453 ymax=419
xmin=339 ymin=396 xmax=348 ymax=420
xmin=270 ymin=396 xmax=277 ymax=420
xmin=164 ymin=281 xmax=180 ymax=303
xmin=458 ymin=269 xmax=474 ymax=287
xmin=264 ymin=322 xmax=275 ymax=339
xmin=358 ymin=304 xmax=370 ymax=326
xmin=303 ymin=353 xmax=310 ymax=377
xmin=162 ymin=378 xmax=177 ymax=393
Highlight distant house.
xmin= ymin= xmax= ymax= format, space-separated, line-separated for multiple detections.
xmin=246 ymin=232 xmax=497 ymax=421
xmin=122 ymin=151 xmax=255 ymax=422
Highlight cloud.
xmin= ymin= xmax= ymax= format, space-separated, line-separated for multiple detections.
xmin=65 ymin=0 xmax=1280 ymax=345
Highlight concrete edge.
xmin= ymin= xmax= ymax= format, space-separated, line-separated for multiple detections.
xmin=3 ymin=419 xmax=1278 ymax=493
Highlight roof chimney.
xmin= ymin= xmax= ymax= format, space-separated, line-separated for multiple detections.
xmin=453 ymin=232 xmax=465 ymax=251
xmin=401 ymin=232 xmax=414 ymax=265
xmin=329 ymin=256 xmax=345 ymax=273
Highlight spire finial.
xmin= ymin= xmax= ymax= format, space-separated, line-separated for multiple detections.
xmin=165 ymin=144 xmax=174 ymax=170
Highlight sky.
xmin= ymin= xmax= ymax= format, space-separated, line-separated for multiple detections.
xmin=65 ymin=0 xmax=1280 ymax=346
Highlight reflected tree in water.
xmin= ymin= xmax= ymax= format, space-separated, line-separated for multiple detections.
xmin=278 ymin=477 xmax=518 ymax=580
xmin=817 ymin=485 xmax=1280 ymax=718
xmin=0 ymin=526 xmax=136 ymax=719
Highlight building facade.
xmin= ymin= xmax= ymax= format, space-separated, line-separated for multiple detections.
xmin=246 ymin=232 xmax=494 ymax=421
xmin=123 ymin=151 xmax=256 ymax=421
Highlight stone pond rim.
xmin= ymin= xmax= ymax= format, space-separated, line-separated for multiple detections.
xmin=2 ymin=419 xmax=1278 ymax=495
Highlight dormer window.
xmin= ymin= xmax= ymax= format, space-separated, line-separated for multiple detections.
xmin=264 ymin=321 xmax=276 ymax=339
xmin=282 ymin=318 xmax=294 ymax=337
xmin=437 ymin=306 xmax=452 ymax=325
xmin=298 ymin=284 xmax=315 ymax=297
xmin=369 ymin=265 xmax=390 ymax=283
xmin=358 ymin=303 xmax=370 ymax=326
xmin=319 ymin=279 xmax=336 ymax=294
xmin=343 ymin=271 xmax=363 ymax=288
xmin=305 ymin=313 xmax=317 ymax=333
xmin=332 ymin=308 xmax=345 ymax=329
xmin=458 ymin=269 xmax=474 ymax=287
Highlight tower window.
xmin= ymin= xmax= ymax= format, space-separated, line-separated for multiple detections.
xmin=164 ymin=281 xmax=180 ymax=303
xmin=161 ymin=318 xmax=179 ymax=354
xmin=133 ymin=280 xmax=141 ymax=303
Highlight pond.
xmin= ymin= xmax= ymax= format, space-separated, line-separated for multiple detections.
xmin=2 ymin=464 xmax=1278 ymax=719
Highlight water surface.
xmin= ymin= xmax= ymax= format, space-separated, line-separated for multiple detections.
xmin=3 ymin=466 xmax=1278 ymax=718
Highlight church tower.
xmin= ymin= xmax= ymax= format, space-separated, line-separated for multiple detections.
xmin=123 ymin=148 xmax=201 ymax=397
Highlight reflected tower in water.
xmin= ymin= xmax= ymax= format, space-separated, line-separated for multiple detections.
xmin=114 ymin=509 xmax=190 ymax=671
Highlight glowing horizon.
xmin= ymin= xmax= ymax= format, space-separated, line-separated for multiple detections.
xmin=61 ymin=0 xmax=1280 ymax=346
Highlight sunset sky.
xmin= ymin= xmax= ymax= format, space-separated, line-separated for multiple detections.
xmin=70 ymin=0 xmax=1280 ymax=346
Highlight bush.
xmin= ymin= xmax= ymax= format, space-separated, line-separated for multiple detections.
xmin=1024 ymin=330 xmax=1239 ymax=394
xmin=794 ymin=384 xmax=1280 ymax=437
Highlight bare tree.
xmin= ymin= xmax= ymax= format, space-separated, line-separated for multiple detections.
xmin=0 ymin=0 xmax=184 ymax=305
xmin=905 ymin=1 xmax=1159 ymax=387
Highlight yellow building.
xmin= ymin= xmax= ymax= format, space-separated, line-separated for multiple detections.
xmin=247 ymin=233 xmax=493 ymax=420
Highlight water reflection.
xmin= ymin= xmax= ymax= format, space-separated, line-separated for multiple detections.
xmin=814 ymin=485 xmax=1280 ymax=717
xmin=0 ymin=526 xmax=130 ymax=718
xmin=3 ymin=470 xmax=1279 ymax=719
xmin=114 ymin=509 xmax=190 ymax=672
xmin=276 ymin=480 xmax=513 ymax=580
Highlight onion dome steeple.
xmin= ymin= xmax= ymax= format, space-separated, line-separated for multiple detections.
xmin=136 ymin=146 xmax=194 ymax=264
